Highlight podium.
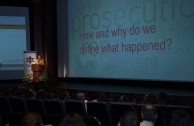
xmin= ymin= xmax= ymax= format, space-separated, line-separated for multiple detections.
xmin=31 ymin=64 xmax=44 ymax=83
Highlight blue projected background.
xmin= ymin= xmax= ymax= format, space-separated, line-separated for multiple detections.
xmin=58 ymin=0 xmax=194 ymax=82
xmin=0 ymin=16 xmax=26 ymax=66
xmin=0 ymin=6 xmax=30 ymax=80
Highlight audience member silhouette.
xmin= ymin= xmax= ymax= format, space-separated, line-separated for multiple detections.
xmin=76 ymin=92 xmax=86 ymax=101
xmin=37 ymin=89 xmax=46 ymax=99
xmin=121 ymin=94 xmax=136 ymax=103
xmin=134 ymin=94 xmax=144 ymax=104
xmin=96 ymin=92 xmax=107 ymax=102
xmin=83 ymin=116 xmax=102 ymax=126
xmin=22 ymin=112 xmax=43 ymax=126
xmin=117 ymin=111 xmax=138 ymax=126
xmin=107 ymin=93 xmax=120 ymax=102
xmin=168 ymin=109 xmax=193 ymax=126
xmin=144 ymin=94 xmax=158 ymax=104
xmin=58 ymin=113 xmax=86 ymax=126
xmin=158 ymin=92 xmax=168 ymax=105
xmin=58 ymin=91 xmax=70 ymax=101
xmin=140 ymin=104 xmax=157 ymax=126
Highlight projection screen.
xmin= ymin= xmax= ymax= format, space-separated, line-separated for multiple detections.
xmin=57 ymin=0 xmax=194 ymax=82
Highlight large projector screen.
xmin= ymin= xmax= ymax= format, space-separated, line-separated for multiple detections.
xmin=57 ymin=0 xmax=194 ymax=82
xmin=0 ymin=6 xmax=30 ymax=80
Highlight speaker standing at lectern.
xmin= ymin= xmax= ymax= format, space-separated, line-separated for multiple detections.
xmin=35 ymin=55 xmax=44 ymax=65
xmin=32 ymin=55 xmax=44 ymax=83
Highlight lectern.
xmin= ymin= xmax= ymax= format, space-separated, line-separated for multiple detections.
xmin=31 ymin=64 xmax=44 ymax=83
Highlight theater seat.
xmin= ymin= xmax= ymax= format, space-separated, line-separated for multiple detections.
xmin=87 ymin=101 xmax=112 ymax=126
xmin=43 ymin=99 xmax=66 ymax=125
xmin=65 ymin=99 xmax=87 ymax=116
xmin=9 ymin=97 xmax=27 ymax=113
xmin=44 ymin=99 xmax=65 ymax=115
xmin=0 ymin=97 xmax=11 ymax=113
xmin=25 ymin=98 xmax=45 ymax=113
xmin=110 ymin=102 xmax=135 ymax=126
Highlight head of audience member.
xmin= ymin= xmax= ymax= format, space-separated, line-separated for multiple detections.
xmin=59 ymin=113 xmax=86 ymax=126
xmin=119 ymin=95 xmax=125 ymax=102
xmin=144 ymin=94 xmax=158 ymax=104
xmin=22 ymin=112 xmax=43 ymax=126
xmin=14 ymin=85 xmax=29 ymax=98
xmin=134 ymin=94 xmax=144 ymax=104
xmin=1 ymin=87 xmax=11 ymax=97
xmin=122 ymin=94 xmax=136 ymax=103
xmin=141 ymin=104 xmax=157 ymax=125
xmin=159 ymin=92 xmax=168 ymax=105
xmin=59 ymin=91 xmax=70 ymax=101
xmin=83 ymin=116 xmax=101 ymax=126
xmin=118 ymin=111 xmax=138 ymax=126
xmin=87 ymin=91 xmax=98 ymax=101
xmin=76 ymin=92 xmax=86 ymax=101
xmin=37 ymin=89 xmax=46 ymax=99
xmin=107 ymin=93 xmax=120 ymax=102
xmin=45 ymin=91 xmax=57 ymax=99
xmin=29 ymin=88 xmax=38 ymax=98
xmin=169 ymin=109 xmax=193 ymax=126
xmin=96 ymin=92 xmax=107 ymax=102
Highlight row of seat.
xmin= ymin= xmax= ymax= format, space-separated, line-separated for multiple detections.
xmin=0 ymin=97 xmax=193 ymax=126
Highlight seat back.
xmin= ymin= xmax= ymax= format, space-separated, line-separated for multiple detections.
xmin=9 ymin=97 xmax=27 ymax=113
xmin=87 ymin=101 xmax=112 ymax=126
xmin=65 ymin=99 xmax=87 ymax=116
xmin=25 ymin=98 xmax=45 ymax=113
xmin=42 ymin=99 xmax=66 ymax=125
xmin=0 ymin=97 xmax=25 ymax=126
xmin=44 ymin=99 xmax=66 ymax=115
xmin=111 ymin=102 xmax=135 ymax=126
xmin=0 ymin=97 xmax=11 ymax=113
